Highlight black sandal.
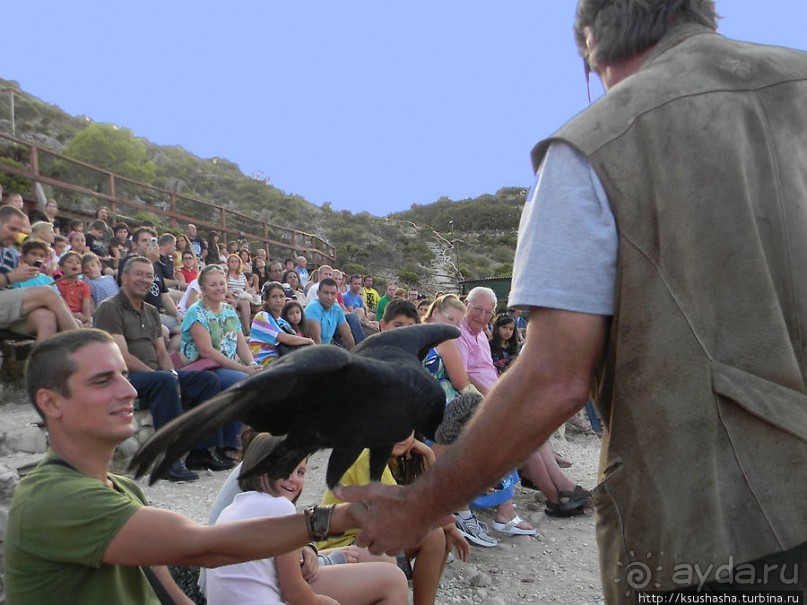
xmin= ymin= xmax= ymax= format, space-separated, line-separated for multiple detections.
xmin=545 ymin=485 xmax=592 ymax=517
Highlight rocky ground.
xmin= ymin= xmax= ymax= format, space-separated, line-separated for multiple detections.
xmin=0 ymin=380 xmax=604 ymax=605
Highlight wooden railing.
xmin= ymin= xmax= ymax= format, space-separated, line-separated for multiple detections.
xmin=0 ymin=132 xmax=335 ymax=264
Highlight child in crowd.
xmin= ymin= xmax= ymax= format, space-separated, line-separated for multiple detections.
xmin=56 ymin=251 xmax=92 ymax=326
xmin=489 ymin=313 xmax=520 ymax=375
xmin=81 ymin=252 xmax=119 ymax=306
xmin=67 ymin=219 xmax=83 ymax=236
xmin=29 ymin=221 xmax=58 ymax=275
xmin=112 ymin=222 xmax=132 ymax=259
xmin=281 ymin=300 xmax=310 ymax=338
xmin=177 ymin=250 xmax=199 ymax=285
xmin=52 ymin=235 xmax=67 ymax=262
xmin=11 ymin=240 xmax=55 ymax=289
xmin=67 ymin=230 xmax=86 ymax=255
xmin=206 ymin=434 xmax=409 ymax=605
xmin=84 ymin=219 xmax=114 ymax=273
xmin=318 ymin=299 xmax=468 ymax=605
xmin=249 ymin=282 xmax=314 ymax=367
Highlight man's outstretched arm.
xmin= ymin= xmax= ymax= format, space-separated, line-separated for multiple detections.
xmin=104 ymin=502 xmax=363 ymax=569
xmin=336 ymin=307 xmax=607 ymax=555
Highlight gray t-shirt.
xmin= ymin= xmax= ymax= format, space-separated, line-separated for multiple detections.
xmin=509 ymin=141 xmax=617 ymax=316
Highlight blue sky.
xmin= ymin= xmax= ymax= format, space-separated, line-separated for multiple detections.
xmin=4 ymin=2 xmax=805 ymax=216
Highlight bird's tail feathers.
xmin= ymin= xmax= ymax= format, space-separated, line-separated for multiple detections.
xmin=129 ymin=387 xmax=254 ymax=484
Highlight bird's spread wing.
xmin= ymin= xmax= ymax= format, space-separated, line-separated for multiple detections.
xmin=129 ymin=345 xmax=353 ymax=484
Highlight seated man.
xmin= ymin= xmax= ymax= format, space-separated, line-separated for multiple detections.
xmin=305 ymin=277 xmax=355 ymax=350
xmin=343 ymin=273 xmax=379 ymax=334
xmin=305 ymin=265 xmax=333 ymax=303
xmin=155 ymin=233 xmax=185 ymax=298
xmin=0 ymin=206 xmax=77 ymax=340
xmin=95 ymin=256 xmax=232 ymax=480
xmin=1 ymin=192 xmax=31 ymax=234
xmin=294 ymin=254 xmax=309 ymax=288
xmin=375 ymin=282 xmax=397 ymax=324
xmin=361 ymin=274 xmax=381 ymax=320
xmin=120 ymin=227 xmax=182 ymax=348
xmin=186 ymin=223 xmax=204 ymax=259
xmin=5 ymin=329 xmax=364 ymax=604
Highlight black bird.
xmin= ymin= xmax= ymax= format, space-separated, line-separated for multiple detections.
xmin=129 ymin=323 xmax=460 ymax=487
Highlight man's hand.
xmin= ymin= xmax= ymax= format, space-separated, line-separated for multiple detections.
xmin=334 ymin=483 xmax=435 ymax=556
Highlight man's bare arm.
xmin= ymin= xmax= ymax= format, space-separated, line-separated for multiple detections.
xmin=154 ymin=333 xmax=174 ymax=372
xmin=337 ymin=321 xmax=355 ymax=351
xmin=306 ymin=319 xmax=322 ymax=344
xmin=104 ymin=503 xmax=361 ymax=569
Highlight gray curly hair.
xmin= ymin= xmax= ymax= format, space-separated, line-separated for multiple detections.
xmin=574 ymin=0 xmax=718 ymax=70
xmin=435 ymin=391 xmax=484 ymax=445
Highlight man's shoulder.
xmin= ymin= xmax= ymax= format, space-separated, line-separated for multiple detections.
xmin=11 ymin=463 xmax=143 ymax=514
xmin=344 ymin=291 xmax=363 ymax=305
xmin=306 ymin=301 xmax=324 ymax=318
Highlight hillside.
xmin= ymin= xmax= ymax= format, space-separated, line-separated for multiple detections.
xmin=0 ymin=78 xmax=525 ymax=292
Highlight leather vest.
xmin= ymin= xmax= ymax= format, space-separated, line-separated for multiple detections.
xmin=532 ymin=24 xmax=807 ymax=601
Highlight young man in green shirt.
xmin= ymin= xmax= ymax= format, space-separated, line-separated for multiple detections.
xmin=4 ymin=329 xmax=364 ymax=604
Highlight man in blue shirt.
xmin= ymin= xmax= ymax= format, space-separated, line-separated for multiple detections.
xmin=344 ymin=274 xmax=380 ymax=336
xmin=305 ymin=277 xmax=355 ymax=349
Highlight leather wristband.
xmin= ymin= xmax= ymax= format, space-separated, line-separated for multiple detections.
xmin=304 ymin=504 xmax=335 ymax=541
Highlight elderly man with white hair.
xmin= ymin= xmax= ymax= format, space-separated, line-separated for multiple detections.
xmin=449 ymin=287 xmax=538 ymax=539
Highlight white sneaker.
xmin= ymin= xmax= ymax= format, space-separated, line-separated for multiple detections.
xmin=454 ymin=512 xmax=499 ymax=547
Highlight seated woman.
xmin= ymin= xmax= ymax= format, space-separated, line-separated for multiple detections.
xmin=239 ymin=248 xmax=253 ymax=275
xmin=250 ymin=282 xmax=315 ymax=367
xmin=282 ymin=269 xmax=308 ymax=308
xmin=204 ymin=230 xmax=221 ymax=266
xmin=250 ymin=256 xmax=271 ymax=293
xmin=319 ymin=433 xmax=467 ymax=605
xmin=207 ymin=434 xmax=409 ymax=605
xmin=181 ymin=264 xmax=261 ymax=458
xmin=225 ymin=253 xmax=258 ymax=335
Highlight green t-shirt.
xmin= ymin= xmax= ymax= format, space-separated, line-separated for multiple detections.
xmin=4 ymin=452 xmax=161 ymax=605
xmin=375 ymin=294 xmax=392 ymax=323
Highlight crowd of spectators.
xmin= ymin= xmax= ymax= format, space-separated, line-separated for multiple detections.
xmin=1 ymin=189 xmax=598 ymax=603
